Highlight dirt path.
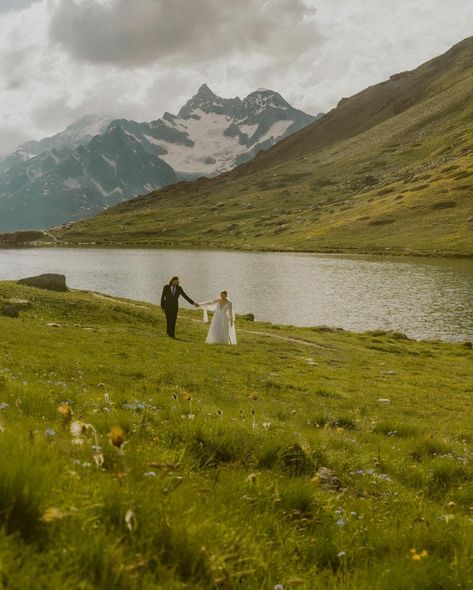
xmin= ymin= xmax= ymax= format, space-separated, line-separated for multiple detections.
xmin=84 ymin=291 xmax=335 ymax=350
xmin=88 ymin=290 xmax=150 ymax=310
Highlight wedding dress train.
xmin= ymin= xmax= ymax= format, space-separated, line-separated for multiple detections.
xmin=200 ymin=299 xmax=237 ymax=344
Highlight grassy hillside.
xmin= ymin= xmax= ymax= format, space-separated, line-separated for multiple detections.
xmin=0 ymin=281 xmax=472 ymax=588
xmin=53 ymin=37 xmax=473 ymax=256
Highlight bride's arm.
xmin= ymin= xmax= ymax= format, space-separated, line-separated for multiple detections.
xmin=227 ymin=301 xmax=234 ymax=326
xmin=198 ymin=298 xmax=219 ymax=307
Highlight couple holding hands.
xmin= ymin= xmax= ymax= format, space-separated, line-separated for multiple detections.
xmin=160 ymin=276 xmax=237 ymax=344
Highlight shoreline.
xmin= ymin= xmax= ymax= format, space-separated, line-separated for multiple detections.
xmin=1 ymin=235 xmax=473 ymax=261
xmin=1 ymin=281 xmax=471 ymax=346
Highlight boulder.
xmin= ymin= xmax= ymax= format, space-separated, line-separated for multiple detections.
xmin=316 ymin=467 xmax=343 ymax=491
xmin=1 ymin=304 xmax=19 ymax=318
xmin=17 ymin=274 xmax=67 ymax=292
xmin=242 ymin=313 xmax=255 ymax=321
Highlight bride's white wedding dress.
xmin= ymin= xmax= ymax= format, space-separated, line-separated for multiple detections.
xmin=199 ymin=299 xmax=237 ymax=344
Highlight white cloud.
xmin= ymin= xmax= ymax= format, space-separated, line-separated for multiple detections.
xmin=0 ymin=0 xmax=472 ymax=153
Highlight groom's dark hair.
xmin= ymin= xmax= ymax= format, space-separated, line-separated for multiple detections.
xmin=169 ymin=276 xmax=179 ymax=285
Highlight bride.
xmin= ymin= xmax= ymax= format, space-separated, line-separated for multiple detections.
xmin=198 ymin=290 xmax=237 ymax=344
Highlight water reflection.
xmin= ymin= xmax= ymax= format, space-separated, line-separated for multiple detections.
xmin=1 ymin=248 xmax=472 ymax=342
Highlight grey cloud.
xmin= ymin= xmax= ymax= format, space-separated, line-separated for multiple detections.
xmin=49 ymin=0 xmax=320 ymax=68
xmin=1 ymin=49 xmax=30 ymax=89
xmin=0 ymin=0 xmax=38 ymax=14
xmin=0 ymin=124 xmax=31 ymax=154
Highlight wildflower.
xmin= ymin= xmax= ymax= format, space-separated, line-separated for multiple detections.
xmin=262 ymin=422 xmax=271 ymax=431
xmin=337 ymin=551 xmax=346 ymax=558
xmin=70 ymin=421 xmax=84 ymax=437
xmin=247 ymin=472 xmax=258 ymax=484
xmin=44 ymin=428 xmax=56 ymax=438
xmin=187 ymin=414 xmax=195 ymax=421
xmin=274 ymin=585 xmax=284 ymax=590
xmin=410 ymin=548 xmax=428 ymax=561
xmin=40 ymin=507 xmax=64 ymax=523
xmin=109 ymin=426 xmax=125 ymax=448
xmin=447 ymin=501 xmax=456 ymax=508
xmin=58 ymin=403 xmax=72 ymax=421
xmin=336 ymin=518 xmax=346 ymax=528
xmin=70 ymin=421 xmax=86 ymax=441
xmin=92 ymin=451 xmax=104 ymax=467
xmin=143 ymin=471 xmax=156 ymax=477
xmin=125 ymin=509 xmax=137 ymax=532
xmin=0 ymin=403 xmax=9 ymax=410
xmin=377 ymin=473 xmax=392 ymax=481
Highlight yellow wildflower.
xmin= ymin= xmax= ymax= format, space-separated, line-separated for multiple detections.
xmin=109 ymin=426 xmax=125 ymax=448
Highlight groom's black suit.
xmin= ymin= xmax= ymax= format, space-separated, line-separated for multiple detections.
xmin=160 ymin=284 xmax=195 ymax=337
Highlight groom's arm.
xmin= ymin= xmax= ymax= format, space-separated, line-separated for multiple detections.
xmin=179 ymin=286 xmax=196 ymax=306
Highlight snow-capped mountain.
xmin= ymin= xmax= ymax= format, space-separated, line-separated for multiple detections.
xmin=0 ymin=125 xmax=177 ymax=231
xmin=142 ymin=84 xmax=316 ymax=178
xmin=0 ymin=86 xmax=316 ymax=231
xmin=0 ymin=115 xmax=113 ymax=175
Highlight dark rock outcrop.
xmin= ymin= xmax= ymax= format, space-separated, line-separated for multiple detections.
xmin=1 ymin=304 xmax=20 ymax=318
xmin=17 ymin=274 xmax=67 ymax=292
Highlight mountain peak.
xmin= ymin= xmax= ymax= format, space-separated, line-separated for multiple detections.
xmin=246 ymin=88 xmax=291 ymax=110
xmin=178 ymin=84 xmax=224 ymax=118
xmin=196 ymin=83 xmax=216 ymax=99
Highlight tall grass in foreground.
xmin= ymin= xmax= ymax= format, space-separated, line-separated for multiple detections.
xmin=0 ymin=281 xmax=472 ymax=588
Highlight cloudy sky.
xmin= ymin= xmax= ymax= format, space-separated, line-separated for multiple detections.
xmin=1 ymin=0 xmax=473 ymax=153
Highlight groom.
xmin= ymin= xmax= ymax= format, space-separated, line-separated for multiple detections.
xmin=160 ymin=276 xmax=198 ymax=338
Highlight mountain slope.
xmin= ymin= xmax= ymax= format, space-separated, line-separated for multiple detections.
xmin=0 ymin=125 xmax=177 ymax=232
xmin=56 ymin=36 xmax=473 ymax=256
xmin=0 ymin=115 xmax=113 ymax=174
xmin=0 ymin=87 xmax=315 ymax=232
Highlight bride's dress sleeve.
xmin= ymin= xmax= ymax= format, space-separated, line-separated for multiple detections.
xmin=198 ymin=299 xmax=219 ymax=323
xmin=227 ymin=301 xmax=237 ymax=344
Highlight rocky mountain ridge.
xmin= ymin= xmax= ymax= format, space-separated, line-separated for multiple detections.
xmin=0 ymin=87 xmax=315 ymax=231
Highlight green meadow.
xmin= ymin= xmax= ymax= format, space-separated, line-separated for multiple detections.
xmin=0 ymin=281 xmax=472 ymax=589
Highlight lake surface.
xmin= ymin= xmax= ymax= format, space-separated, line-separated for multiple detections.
xmin=1 ymin=248 xmax=473 ymax=342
